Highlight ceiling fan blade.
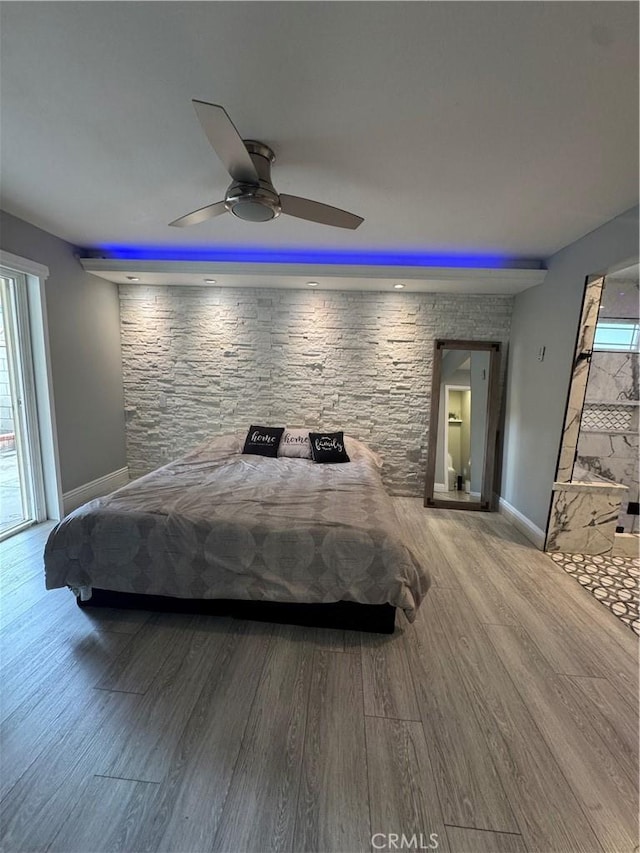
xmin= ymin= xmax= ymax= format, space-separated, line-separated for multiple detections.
xmin=168 ymin=200 xmax=228 ymax=228
xmin=192 ymin=100 xmax=259 ymax=185
xmin=279 ymin=194 xmax=363 ymax=230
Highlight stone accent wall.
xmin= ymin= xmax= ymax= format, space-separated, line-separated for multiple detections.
xmin=119 ymin=285 xmax=513 ymax=495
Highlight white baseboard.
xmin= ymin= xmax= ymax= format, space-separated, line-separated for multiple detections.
xmin=434 ymin=482 xmax=448 ymax=493
xmin=498 ymin=497 xmax=546 ymax=550
xmin=63 ymin=467 xmax=129 ymax=515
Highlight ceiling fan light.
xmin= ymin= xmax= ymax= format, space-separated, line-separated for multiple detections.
xmin=230 ymin=200 xmax=277 ymax=222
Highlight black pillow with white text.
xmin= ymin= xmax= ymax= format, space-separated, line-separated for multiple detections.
xmin=309 ymin=431 xmax=350 ymax=464
xmin=242 ymin=425 xmax=285 ymax=458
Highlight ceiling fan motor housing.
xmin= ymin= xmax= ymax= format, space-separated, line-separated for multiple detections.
xmin=225 ymin=140 xmax=281 ymax=222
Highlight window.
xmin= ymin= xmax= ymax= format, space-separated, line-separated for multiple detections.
xmin=592 ymin=320 xmax=639 ymax=352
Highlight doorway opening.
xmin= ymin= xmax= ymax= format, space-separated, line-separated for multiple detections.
xmin=0 ymin=268 xmax=46 ymax=539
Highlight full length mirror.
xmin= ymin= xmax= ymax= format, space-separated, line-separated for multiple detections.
xmin=424 ymin=340 xmax=501 ymax=511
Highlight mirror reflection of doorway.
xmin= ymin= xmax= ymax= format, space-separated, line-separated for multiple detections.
xmin=439 ymin=383 xmax=472 ymax=502
xmin=424 ymin=340 xmax=501 ymax=511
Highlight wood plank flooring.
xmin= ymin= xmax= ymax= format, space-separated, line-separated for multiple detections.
xmin=0 ymin=504 xmax=637 ymax=853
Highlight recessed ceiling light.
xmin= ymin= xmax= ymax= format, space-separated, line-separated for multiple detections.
xmin=126 ymin=276 xmax=140 ymax=282
xmin=204 ymin=278 xmax=217 ymax=284
xmin=307 ymin=281 xmax=319 ymax=287
xmin=394 ymin=283 xmax=405 ymax=289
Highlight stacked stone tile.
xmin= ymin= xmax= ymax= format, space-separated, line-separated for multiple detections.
xmin=119 ymin=285 xmax=513 ymax=496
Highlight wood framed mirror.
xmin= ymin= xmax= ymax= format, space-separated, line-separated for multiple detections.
xmin=424 ymin=340 xmax=502 ymax=511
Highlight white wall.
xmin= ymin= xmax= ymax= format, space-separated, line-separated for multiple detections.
xmin=501 ymin=205 xmax=639 ymax=531
xmin=0 ymin=211 xmax=126 ymax=492
xmin=120 ymin=285 xmax=513 ymax=495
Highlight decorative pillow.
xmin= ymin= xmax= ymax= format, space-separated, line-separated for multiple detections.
xmin=242 ymin=425 xmax=285 ymax=458
xmin=309 ymin=431 xmax=351 ymax=464
xmin=278 ymin=428 xmax=313 ymax=459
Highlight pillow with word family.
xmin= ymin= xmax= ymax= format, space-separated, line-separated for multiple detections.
xmin=278 ymin=428 xmax=313 ymax=459
xmin=309 ymin=431 xmax=351 ymax=464
xmin=242 ymin=425 xmax=285 ymax=458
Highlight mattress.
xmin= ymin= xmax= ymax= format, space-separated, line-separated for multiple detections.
xmin=44 ymin=433 xmax=431 ymax=621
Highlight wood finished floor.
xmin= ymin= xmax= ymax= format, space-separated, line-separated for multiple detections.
xmin=0 ymin=501 xmax=637 ymax=853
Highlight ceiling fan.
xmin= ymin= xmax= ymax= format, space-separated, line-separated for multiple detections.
xmin=169 ymin=100 xmax=364 ymax=230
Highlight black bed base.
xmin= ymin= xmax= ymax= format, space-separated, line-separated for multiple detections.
xmin=77 ymin=588 xmax=396 ymax=634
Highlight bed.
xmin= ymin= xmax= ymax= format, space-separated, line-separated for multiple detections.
xmin=44 ymin=433 xmax=431 ymax=632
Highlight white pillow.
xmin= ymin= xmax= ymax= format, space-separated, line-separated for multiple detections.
xmin=278 ymin=428 xmax=313 ymax=459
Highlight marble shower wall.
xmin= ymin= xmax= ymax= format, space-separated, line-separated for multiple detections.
xmin=576 ymin=272 xmax=639 ymax=533
xmin=585 ymin=351 xmax=639 ymax=405
xmin=577 ymin=350 xmax=639 ymax=533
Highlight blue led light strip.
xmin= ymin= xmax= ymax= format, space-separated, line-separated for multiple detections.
xmin=92 ymin=244 xmax=518 ymax=268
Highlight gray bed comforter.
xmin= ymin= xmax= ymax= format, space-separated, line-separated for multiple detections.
xmin=44 ymin=434 xmax=431 ymax=620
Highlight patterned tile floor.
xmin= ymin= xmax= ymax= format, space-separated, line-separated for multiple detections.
xmin=551 ymin=551 xmax=640 ymax=635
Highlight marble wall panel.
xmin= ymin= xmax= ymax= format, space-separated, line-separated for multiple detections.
xmin=556 ymin=276 xmax=604 ymax=482
xmin=577 ymin=431 xmax=639 ymax=533
xmin=585 ymin=352 xmax=639 ymax=404
xmin=546 ymin=485 xmax=626 ymax=555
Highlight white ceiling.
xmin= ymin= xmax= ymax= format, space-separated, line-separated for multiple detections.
xmin=0 ymin=1 xmax=638 ymax=263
